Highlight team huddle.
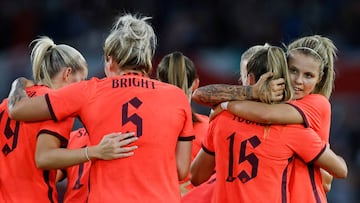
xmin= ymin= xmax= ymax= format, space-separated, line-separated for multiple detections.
xmin=0 ymin=12 xmax=347 ymax=203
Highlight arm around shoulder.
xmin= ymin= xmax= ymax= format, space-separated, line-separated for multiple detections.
xmin=227 ymin=101 xmax=303 ymax=124
xmin=8 ymin=77 xmax=51 ymax=121
xmin=192 ymin=84 xmax=253 ymax=107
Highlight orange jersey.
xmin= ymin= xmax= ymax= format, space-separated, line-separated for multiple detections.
xmin=0 ymin=85 xmax=73 ymax=203
xmin=203 ymin=111 xmax=326 ymax=203
xmin=45 ymin=74 xmax=195 ymax=203
xmin=181 ymin=173 xmax=216 ymax=203
xmin=63 ymin=128 xmax=91 ymax=203
xmin=192 ymin=113 xmax=210 ymax=160
xmin=180 ymin=113 xmax=209 ymax=195
xmin=288 ymin=94 xmax=331 ymax=203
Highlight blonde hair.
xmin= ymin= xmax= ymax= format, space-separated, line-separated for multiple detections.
xmin=239 ymin=43 xmax=270 ymax=85
xmin=30 ymin=36 xmax=87 ymax=88
xmin=157 ymin=52 xmax=197 ymax=97
xmin=241 ymin=43 xmax=270 ymax=62
xmin=247 ymin=46 xmax=293 ymax=104
xmin=104 ymin=13 xmax=157 ymax=74
xmin=157 ymin=52 xmax=200 ymax=122
xmin=287 ymin=35 xmax=337 ymax=99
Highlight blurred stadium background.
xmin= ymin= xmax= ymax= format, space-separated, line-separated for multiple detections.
xmin=0 ymin=0 xmax=359 ymax=202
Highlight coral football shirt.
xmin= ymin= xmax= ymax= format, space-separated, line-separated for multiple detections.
xmin=202 ymin=111 xmax=325 ymax=203
xmin=288 ymin=94 xmax=331 ymax=203
xmin=0 ymin=85 xmax=73 ymax=203
xmin=46 ymin=74 xmax=194 ymax=203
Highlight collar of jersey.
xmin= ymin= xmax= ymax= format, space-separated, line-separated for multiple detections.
xmin=121 ymin=72 xmax=145 ymax=77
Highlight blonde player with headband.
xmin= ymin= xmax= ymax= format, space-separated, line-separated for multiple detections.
xmin=192 ymin=35 xmax=340 ymax=203
xmin=190 ymin=44 xmax=347 ymax=203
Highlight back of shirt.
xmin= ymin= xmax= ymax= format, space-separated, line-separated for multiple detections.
xmin=47 ymin=74 xmax=195 ymax=203
xmin=0 ymin=85 xmax=73 ymax=203
xmin=202 ymin=111 xmax=325 ymax=203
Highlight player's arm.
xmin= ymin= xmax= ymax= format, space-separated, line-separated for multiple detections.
xmin=191 ymin=72 xmax=285 ymax=107
xmin=321 ymin=168 xmax=333 ymax=193
xmin=8 ymin=77 xmax=51 ymax=121
xmin=176 ymin=140 xmax=193 ymax=181
xmin=218 ymin=100 xmax=303 ymax=124
xmin=192 ymin=84 xmax=253 ymax=107
xmin=314 ymin=145 xmax=347 ymax=179
xmin=190 ymin=149 xmax=215 ymax=186
xmin=36 ymin=132 xmax=138 ymax=169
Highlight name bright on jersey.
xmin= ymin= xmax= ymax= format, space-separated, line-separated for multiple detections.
xmin=112 ymin=77 xmax=155 ymax=89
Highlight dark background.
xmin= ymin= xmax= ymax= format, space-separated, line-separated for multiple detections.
xmin=1 ymin=0 xmax=359 ymax=202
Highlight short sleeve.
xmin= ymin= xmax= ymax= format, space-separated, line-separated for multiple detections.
xmin=37 ymin=117 xmax=75 ymax=148
xmin=201 ymin=118 xmax=217 ymax=156
xmin=288 ymin=94 xmax=331 ymax=142
xmin=46 ymin=80 xmax=93 ymax=121
xmin=284 ymin=125 xmax=326 ymax=163
xmin=177 ymin=92 xmax=195 ymax=141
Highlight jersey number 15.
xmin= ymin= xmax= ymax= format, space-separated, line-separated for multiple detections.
xmin=226 ymin=133 xmax=261 ymax=184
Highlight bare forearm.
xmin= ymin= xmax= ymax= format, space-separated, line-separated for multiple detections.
xmin=333 ymin=155 xmax=348 ymax=178
xmin=36 ymin=147 xmax=93 ymax=169
xmin=316 ymin=147 xmax=348 ymax=179
xmin=192 ymin=84 xmax=253 ymax=107
xmin=227 ymin=101 xmax=303 ymax=124
xmin=36 ymin=132 xmax=138 ymax=170
xmin=176 ymin=141 xmax=192 ymax=180
xmin=190 ymin=150 xmax=215 ymax=186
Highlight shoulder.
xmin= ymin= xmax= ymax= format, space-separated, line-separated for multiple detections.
xmin=211 ymin=111 xmax=234 ymax=124
xmin=81 ymin=77 xmax=99 ymax=86
xmin=65 ymin=78 xmax=98 ymax=93
xmin=289 ymin=93 xmax=330 ymax=111
xmin=157 ymin=81 xmax=190 ymax=101
xmin=296 ymin=94 xmax=329 ymax=105
xmin=195 ymin=113 xmax=210 ymax=122
xmin=26 ymin=85 xmax=51 ymax=96
xmin=156 ymin=79 xmax=184 ymax=92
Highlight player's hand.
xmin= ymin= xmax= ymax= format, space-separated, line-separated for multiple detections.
xmin=252 ymin=72 xmax=273 ymax=100
xmin=252 ymin=72 xmax=285 ymax=102
xmin=94 ymin=132 xmax=138 ymax=160
xmin=268 ymin=77 xmax=285 ymax=102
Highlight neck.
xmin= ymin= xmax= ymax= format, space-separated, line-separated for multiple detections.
xmin=120 ymin=70 xmax=146 ymax=77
